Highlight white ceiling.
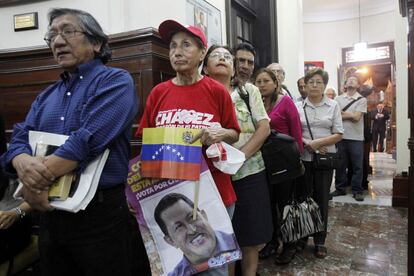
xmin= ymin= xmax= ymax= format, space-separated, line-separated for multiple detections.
xmin=303 ymin=0 xmax=396 ymax=23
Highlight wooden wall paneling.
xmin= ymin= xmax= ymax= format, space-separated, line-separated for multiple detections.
xmin=0 ymin=27 xmax=174 ymax=155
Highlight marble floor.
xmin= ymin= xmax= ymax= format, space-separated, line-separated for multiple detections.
xmin=330 ymin=152 xmax=396 ymax=206
xmin=258 ymin=152 xmax=408 ymax=275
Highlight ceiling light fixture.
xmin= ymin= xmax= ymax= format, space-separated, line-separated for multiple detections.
xmin=354 ymin=0 xmax=367 ymax=60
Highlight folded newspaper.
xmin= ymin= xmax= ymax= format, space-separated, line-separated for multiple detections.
xmin=14 ymin=131 xmax=110 ymax=213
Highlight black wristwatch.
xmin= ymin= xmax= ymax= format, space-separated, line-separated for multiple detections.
xmin=14 ymin=207 xmax=26 ymax=219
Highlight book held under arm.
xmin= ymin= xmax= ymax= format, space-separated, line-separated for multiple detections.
xmin=48 ymin=173 xmax=76 ymax=201
xmin=33 ymin=143 xmax=78 ymax=201
xmin=14 ymin=131 xmax=110 ymax=212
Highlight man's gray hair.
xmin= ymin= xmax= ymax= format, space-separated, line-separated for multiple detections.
xmin=47 ymin=8 xmax=111 ymax=64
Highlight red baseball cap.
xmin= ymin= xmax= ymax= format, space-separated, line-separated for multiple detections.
xmin=158 ymin=19 xmax=207 ymax=48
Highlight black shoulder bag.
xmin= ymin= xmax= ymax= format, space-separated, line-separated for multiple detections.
xmin=303 ymin=103 xmax=340 ymax=170
xmin=239 ymin=88 xmax=304 ymax=184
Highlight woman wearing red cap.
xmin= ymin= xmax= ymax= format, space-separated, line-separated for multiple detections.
xmin=136 ymin=20 xmax=240 ymax=276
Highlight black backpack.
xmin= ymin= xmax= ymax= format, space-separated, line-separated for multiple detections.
xmin=260 ymin=130 xmax=305 ymax=184
xmin=238 ymin=89 xmax=305 ymax=184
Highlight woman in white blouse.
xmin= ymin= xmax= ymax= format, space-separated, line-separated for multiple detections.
xmin=296 ymin=68 xmax=343 ymax=258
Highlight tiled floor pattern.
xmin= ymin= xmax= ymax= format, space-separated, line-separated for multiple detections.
xmin=258 ymin=152 xmax=408 ymax=275
xmin=330 ymin=152 xmax=396 ymax=206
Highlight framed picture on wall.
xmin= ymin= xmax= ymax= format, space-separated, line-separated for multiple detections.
xmin=304 ymin=61 xmax=324 ymax=74
xmin=0 ymin=0 xmax=43 ymax=6
xmin=186 ymin=0 xmax=222 ymax=46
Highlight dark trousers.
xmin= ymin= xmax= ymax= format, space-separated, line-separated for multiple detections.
xmin=372 ymin=129 xmax=385 ymax=152
xmin=335 ymin=140 xmax=364 ymax=194
xmin=268 ymin=179 xmax=295 ymax=243
xmin=302 ymin=161 xmax=333 ymax=245
xmin=39 ymin=185 xmax=137 ymax=276
xmin=0 ymin=216 xmax=31 ymax=263
xmin=362 ymin=142 xmax=371 ymax=188
xmin=347 ymin=141 xmax=371 ymax=190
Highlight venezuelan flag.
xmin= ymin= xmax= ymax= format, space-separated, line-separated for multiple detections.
xmin=141 ymin=127 xmax=203 ymax=180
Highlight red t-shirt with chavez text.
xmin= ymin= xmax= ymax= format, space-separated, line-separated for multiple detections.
xmin=136 ymin=76 xmax=240 ymax=206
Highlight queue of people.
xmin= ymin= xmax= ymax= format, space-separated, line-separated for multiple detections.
xmin=202 ymin=43 xmax=273 ymax=276
xmin=254 ymin=68 xmax=303 ymax=264
xmin=0 ymin=9 xmax=380 ymax=276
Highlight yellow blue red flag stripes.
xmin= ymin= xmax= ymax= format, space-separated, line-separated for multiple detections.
xmin=141 ymin=127 xmax=202 ymax=180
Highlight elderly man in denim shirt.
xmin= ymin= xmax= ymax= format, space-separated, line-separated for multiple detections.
xmin=1 ymin=8 xmax=138 ymax=276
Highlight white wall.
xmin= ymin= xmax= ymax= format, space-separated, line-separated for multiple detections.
xmin=303 ymin=11 xmax=395 ymax=91
xmin=394 ymin=3 xmax=410 ymax=173
xmin=0 ymin=0 xmax=226 ymax=50
xmin=277 ymin=0 xmax=304 ymax=99
xmin=0 ymin=0 xmax=112 ymax=49
xmin=301 ymin=8 xmax=409 ymax=173
xmin=277 ymin=2 xmax=396 ymax=97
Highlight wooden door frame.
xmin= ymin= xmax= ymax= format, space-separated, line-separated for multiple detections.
xmin=400 ymin=0 xmax=413 ymax=275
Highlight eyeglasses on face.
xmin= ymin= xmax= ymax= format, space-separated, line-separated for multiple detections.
xmin=209 ymin=52 xmax=233 ymax=62
xmin=307 ymin=80 xmax=324 ymax=86
xmin=44 ymin=27 xmax=85 ymax=47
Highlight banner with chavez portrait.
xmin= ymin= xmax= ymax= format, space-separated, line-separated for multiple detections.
xmin=125 ymin=128 xmax=241 ymax=276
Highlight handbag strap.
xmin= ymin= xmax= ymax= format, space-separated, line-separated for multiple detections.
xmin=290 ymin=178 xmax=298 ymax=201
xmin=282 ymin=85 xmax=293 ymax=99
xmin=302 ymin=103 xmax=314 ymax=140
xmin=303 ymin=103 xmax=318 ymax=179
xmin=342 ymin=96 xmax=363 ymax=112
xmin=239 ymin=87 xmax=252 ymax=114
xmin=289 ymin=176 xmax=313 ymax=201
xmin=238 ymin=86 xmax=258 ymax=129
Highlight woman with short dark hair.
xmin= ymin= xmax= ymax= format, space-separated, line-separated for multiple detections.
xmin=297 ymin=68 xmax=343 ymax=258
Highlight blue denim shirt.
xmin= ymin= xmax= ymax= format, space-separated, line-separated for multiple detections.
xmin=1 ymin=59 xmax=138 ymax=188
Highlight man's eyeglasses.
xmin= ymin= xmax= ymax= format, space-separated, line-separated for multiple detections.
xmin=237 ymin=57 xmax=254 ymax=66
xmin=44 ymin=28 xmax=85 ymax=47
xmin=209 ymin=52 xmax=233 ymax=62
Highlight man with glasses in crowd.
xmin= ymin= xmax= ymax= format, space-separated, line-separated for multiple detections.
xmin=1 ymin=8 xmax=139 ymax=275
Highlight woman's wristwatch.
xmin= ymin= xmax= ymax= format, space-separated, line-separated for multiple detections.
xmin=14 ymin=207 xmax=26 ymax=219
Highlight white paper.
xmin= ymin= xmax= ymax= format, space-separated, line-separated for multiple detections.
xmin=14 ymin=131 xmax=109 ymax=213
xmin=206 ymin=142 xmax=245 ymax=175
